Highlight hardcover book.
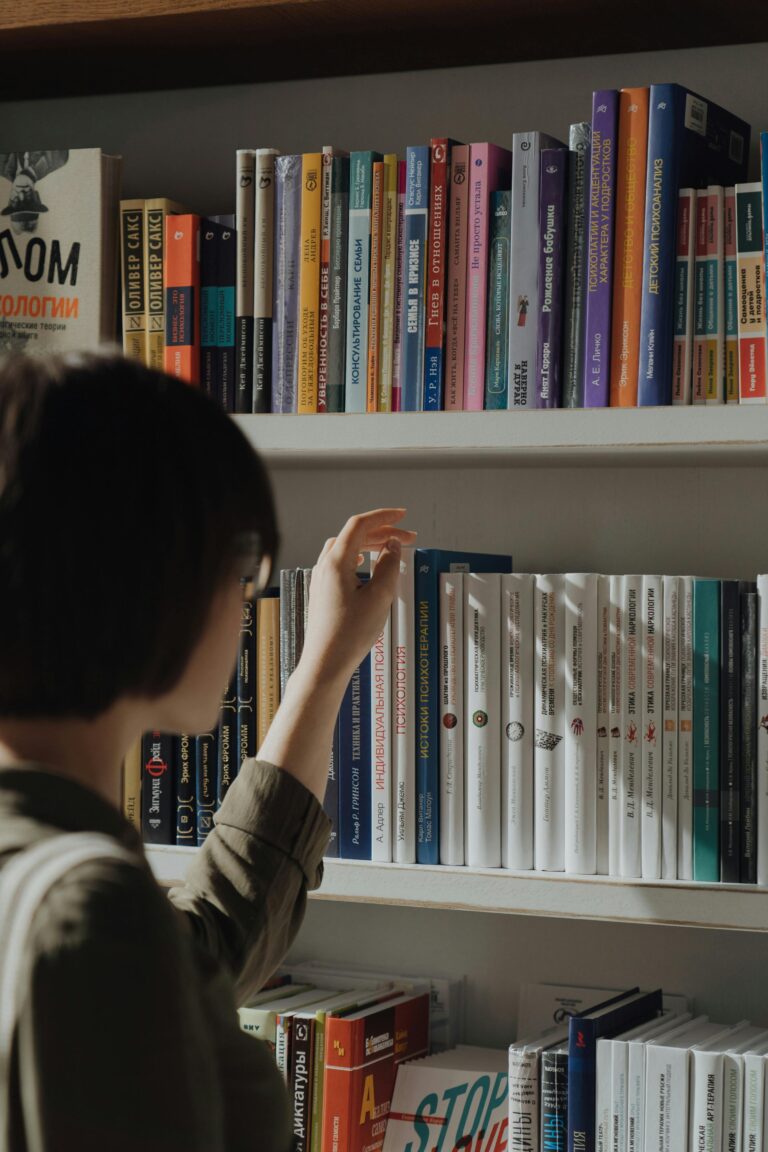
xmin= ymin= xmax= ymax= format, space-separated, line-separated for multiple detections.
xmin=164 ymin=213 xmax=201 ymax=385
xmin=141 ymin=729 xmax=175 ymax=845
xmin=465 ymin=573 xmax=502 ymax=868
xmin=735 ymin=182 xmax=767 ymax=404
xmin=671 ymin=188 xmax=696 ymax=404
xmin=641 ymin=575 xmax=662 ymax=879
xmin=119 ymin=198 xmax=146 ymax=363
xmin=439 ymin=572 xmax=464 ymax=865
xmin=235 ymin=148 xmax=256 ymax=413
xmin=327 ymin=154 xmax=350 ymax=412
xmin=723 ymin=188 xmax=739 ymax=404
xmin=564 ymin=573 xmax=598 ymax=875
xmin=174 ymin=732 xmax=195 ymax=846
xmin=254 ymin=148 xmax=279 ymax=413
xmin=366 ymin=160 xmax=385 ymax=412
xmin=378 ymin=153 xmax=399 ymax=412
xmin=502 ymin=574 xmax=535 ymax=871
xmin=144 ymin=196 xmax=187 ymax=372
xmin=391 ymin=160 xmax=407 ymax=412
xmin=195 ymin=726 xmax=218 ymax=846
xmin=534 ymin=574 xmax=566 ymax=871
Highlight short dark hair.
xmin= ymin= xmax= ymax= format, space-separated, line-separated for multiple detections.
xmin=0 ymin=350 xmax=279 ymax=718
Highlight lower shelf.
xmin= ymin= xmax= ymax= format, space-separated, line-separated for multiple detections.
xmin=145 ymin=846 xmax=768 ymax=933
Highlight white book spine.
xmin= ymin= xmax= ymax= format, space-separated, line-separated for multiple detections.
xmin=641 ymin=575 xmax=662 ymax=879
xmin=439 ymin=572 xmax=464 ymax=865
xmin=508 ymin=131 xmax=543 ymax=408
xmin=391 ymin=549 xmax=416 ymax=863
xmin=465 ymin=573 xmax=502 ymax=867
xmin=689 ymin=1049 xmax=725 ymax=1152
xmin=621 ymin=575 xmax=642 ymax=878
xmin=661 ymin=576 xmax=680 ymax=880
xmin=643 ymin=1045 xmax=691 ymax=1152
xmin=534 ymin=574 xmax=566 ymax=871
xmin=254 ymin=148 xmax=279 ymax=326
xmin=345 ymin=197 xmax=371 ymax=413
xmin=502 ymin=573 xmax=535 ymax=869
xmin=757 ymin=575 xmax=768 ymax=886
xmin=596 ymin=1038 xmax=612 ymax=1152
xmin=742 ymin=1054 xmax=765 ymax=1151
xmin=678 ymin=575 xmax=694 ymax=880
xmin=371 ymin=612 xmax=392 ymax=862
xmin=610 ymin=1040 xmax=628 ymax=1152
xmin=720 ymin=1052 xmax=743 ymax=1152
xmin=609 ymin=574 xmax=624 ymax=876
xmin=564 ymin=572 xmax=598 ymax=874
xmin=627 ymin=1041 xmax=646 ymax=1152
xmin=596 ymin=574 xmax=611 ymax=874
xmin=508 ymin=1047 xmax=540 ymax=1152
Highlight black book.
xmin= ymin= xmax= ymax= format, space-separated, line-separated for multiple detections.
xmin=540 ymin=1047 xmax=568 ymax=1152
xmin=326 ymin=155 xmax=350 ymax=412
xmin=200 ymin=218 xmax=219 ymax=401
xmin=235 ymin=149 xmax=256 ymax=413
xmin=740 ymin=586 xmax=758 ymax=883
xmin=195 ymin=727 xmax=218 ymax=847
xmin=214 ymin=213 xmax=236 ymax=413
xmin=141 ymin=730 xmax=175 ymax=845
xmin=175 ymin=732 xmax=196 ymax=846
xmin=216 ymin=671 xmax=238 ymax=808
xmin=720 ymin=581 xmax=741 ymax=882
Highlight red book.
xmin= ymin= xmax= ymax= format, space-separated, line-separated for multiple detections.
xmin=424 ymin=137 xmax=458 ymax=410
xmin=321 ymin=991 xmax=429 ymax=1152
xmin=164 ymin=213 xmax=201 ymax=385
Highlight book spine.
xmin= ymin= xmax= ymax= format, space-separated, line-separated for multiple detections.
xmin=235 ymin=148 xmax=256 ymax=413
xmin=297 ymin=152 xmax=322 ymax=414
xmin=484 ymin=189 xmax=511 ymax=409
xmin=692 ymin=189 xmax=709 ymax=404
xmin=254 ymin=149 xmax=278 ymax=413
xmin=200 ymin=219 xmax=219 ymax=400
xmin=215 ymin=214 xmax=236 ymax=412
xmin=609 ymin=1040 xmax=629 ymax=1152
xmin=562 ymin=122 xmax=591 ymax=409
xmin=318 ymin=149 xmax=332 ymax=413
xmin=174 ymin=732 xmax=195 ymax=846
xmin=693 ymin=578 xmax=721 ymax=882
xmin=391 ymin=160 xmax=407 ymax=412
xmin=595 ymin=1038 xmax=611 ymax=1152
xmin=378 ymin=154 xmax=399 ymax=412
xmin=536 ymin=149 xmax=567 ymax=408
xmin=644 ymin=1043 xmax=690 ymax=1152
xmin=564 ymin=573 xmax=598 ymax=874
xmin=326 ymin=155 xmax=350 ymax=412
xmin=370 ymin=611 xmax=392 ymax=862
xmin=621 ymin=575 xmax=642 ymax=878
xmin=465 ymin=573 xmax=502 ymax=867
xmin=120 ymin=199 xmax=146 ymax=363
xmin=509 ymin=132 xmax=545 ymax=408
xmin=415 ymin=548 xmax=437 ymax=865
xmin=195 ymin=728 xmax=217 ymax=846
xmin=534 ymin=573 xmax=566 ymax=871
xmin=741 ymin=588 xmax=758 ymax=883
xmin=392 ymin=550 xmax=416 ymax=862
xmin=757 ymin=575 xmax=768 ymax=885
xmin=272 ymin=155 xmax=302 ymax=413
xmin=678 ymin=575 xmax=694 ymax=879
xmin=324 ymin=723 xmax=340 ymax=858
xmin=216 ymin=671 xmax=238 ymax=809
xmin=164 ymin=214 xmax=201 ymax=385
xmin=661 ymin=575 xmax=680 ymax=880
xmin=424 ymin=138 xmax=451 ymax=411
xmin=145 ymin=200 xmax=183 ymax=372
xmin=508 ymin=1048 xmax=541 ymax=1152
xmin=723 ymin=188 xmax=739 ymax=404
xmin=541 ymin=1049 xmax=569 ymax=1152
xmin=502 ymin=573 xmax=535 ymax=870
xmin=736 ymin=182 xmax=767 ymax=402
xmin=596 ymin=575 xmax=610 ymax=874
xmin=742 ymin=1054 xmax=765 ymax=1151
xmin=366 ymin=160 xmax=385 ymax=412
xmin=641 ymin=575 xmax=662 ymax=879
xmin=608 ymin=574 xmax=624 ymax=876
xmin=671 ymin=188 xmax=696 ymax=404
xmin=582 ymin=89 xmax=618 ymax=408
xmin=141 ymin=730 xmax=174 ymax=845
xmin=345 ymin=151 xmax=377 ymax=413
xmin=401 ymin=144 xmax=430 ymax=411
xmin=122 ymin=738 xmax=142 ymax=833
xmin=340 ymin=653 xmax=372 ymax=859
xmin=464 ymin=143 xmax=492 ymax=411
xmin=237 ymin=598 xmax=256 ymax=766
xmin=720 ymin=1050 xmax=744 ymax=1152
xmin=291 ymin=1017 xmax=314 ymax=1152
xmin=720 ymin=581 xmax=741 ymax=882
xmin=638 ymin=84 xmax=680 ymax=406
xmin=689 ymin=1050 xmax=725 ymax=1152
xmin=256 ymin=592 xmax=280 ymax=745
xmin=609 ymin=88 xmax=649 ymax=408
xmin=445 ymin=144 xmax=469 ymax=410
xmin=704 ymin=185 xmax=725 ymax=404
xmin=440 ymin=572 xmax=464 ymax=865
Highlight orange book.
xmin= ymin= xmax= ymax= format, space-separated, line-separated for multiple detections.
xmin=366 ymin=161 xmax=385 ymax=412
xmin=164 ymin=213 xmax=201 ymax=385
xmin=609 ymin=87 xmax=649 ymax=407
xmin=298 ymin=152 xmax=322 ymax=413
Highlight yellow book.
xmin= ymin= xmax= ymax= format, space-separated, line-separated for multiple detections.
xmin=366 ymin=160 xmax=385 ymax=412
xmin=122 ymin=737 xmax=142 ymax=833
xmin=119 ymin=198 xmax=146 ymax=363
xmin=378 ymin=154 xmax=399 ymax=412
xmin=257 ymin=594 xmax=281 ymax=748
xmin=297 ymin=153 xmax=322 ymax=413
xmin=144 ymin=197 xmax=188 ymax=371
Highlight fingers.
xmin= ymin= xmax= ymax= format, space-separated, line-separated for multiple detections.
xmin=335 ymin=509 xmax=409 ymax=556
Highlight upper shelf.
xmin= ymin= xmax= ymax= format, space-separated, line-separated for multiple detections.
xmin=234 ymin=407 xmax=768 ymax=470
xmin=1 ymin=0 xmax=767 ymax=98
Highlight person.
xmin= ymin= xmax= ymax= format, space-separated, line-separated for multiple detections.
xmin=0 ymin=349 xmax=416 ymax=1152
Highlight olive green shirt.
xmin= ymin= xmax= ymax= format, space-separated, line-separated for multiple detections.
xmin=0 ymin=758 xmax=331 ymax=1152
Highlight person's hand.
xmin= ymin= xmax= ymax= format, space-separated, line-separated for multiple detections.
xmin=297 ymin=508 xmax=417 ymax=690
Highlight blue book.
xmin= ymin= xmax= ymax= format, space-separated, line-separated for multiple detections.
xmin=236 ymin=597 xmax=256 ymax=767
xmin=693 ymin=578 xmax=720 ymax=882
xmin=339 ymin=652 xmax=372 ymax=859
xmin=761 ymin=132 xmax=768 ymax=307
xmin=195 ymin=727 xmax=218 ymax=846
xmin=567 ymin=987 xmax=662 ymax=1152
xmin=174 ymin=733 xmax=195 ymax=846
xmin=324 ymin=718 xmax=340 ymax=858
xmin=401 ymin=145 xmax=430 ymax=411
xmin=637 ymin=84 xmax=750 ymax=405
xmin=415 ymin=548 xmax=513 ymax=865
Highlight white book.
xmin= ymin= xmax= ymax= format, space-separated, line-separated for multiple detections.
xmin=757 ymin=575 xmax=768 ymax=886
xmin=564 ymin=573 xmax=598 ymax=874
xmin=502 ymin=573 xmax=535 ymax=870
xmin=626 ymin=1013 xmax=692 ymax=1152
xmin=641 ymin=575 xmax=662 ymax=879
xmin=597 ymin=1014 xmax=683 ymax=1152
xmin=661 ymin=576 xmax=680 ymax=880
xmin=439 ymin=571 xmax=465 ymax=865
xmin=391 ymin=548 xmax=416 ymax=863
xmin=508 ymin=1026 xmax=568 ymax=1152
xmin=621 ymin=575 xmax=642 ymax=878
xmin=370 ymin=609 xmax=392 ymax=862
xmin=465 ymin=573 xmax=502 ymax=867
xmin=596 ymin=575 xmax=611 ymax=875
xmin=742 ymin=1041 xmax=768 ymax=1152
xmin=642 ymin=1017 xmax=724 ymax=1152
xmin=721 ymin=1030 xmax=768 ymax=1152
xmin=534 ymin=574 xmax=566 ymax=871
xmin=678 ymin=575 xmax=694 ymax=880
xmin=688 ymin=1021 xmax=753 ymax=1152
xmin=344 ymin=153 xmax=374 ymax=412
xmin=609 ymin=574 xmax=624 ymax=876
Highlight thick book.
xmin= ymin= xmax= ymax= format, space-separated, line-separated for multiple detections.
xmin=144 ymin=196 xmax=187 ymax=372
xmin=424 ymin=138 xmax=458 ymax=411
xmin=723 ymin=188 xmax=739 ymax=404
xmin=445 ymin=143 xmax=470 ymax=410
xmin=582 ymin=89 xmax=618 ymax=409
xmin=562 ymin=122 xmax=591 ymax=409
xmin=141 ymin=730 xmax=175 ymax=845
xmin=536 ymin=148 xmax=567 ymax=408
xmin=235 ymin=148 xmax=256 ymax=413
xmin=693 ymin=578 xmax=720 ymax=882
xmin=637 ymin=85 xmax=749 ymax=406
xmin=391 ymin=160 xmax=407 ymax=412
xmin=272 ymin=154 xmax=302 ymax=413
xmin=678 ymin=575 xmax=694 ymax=879
xmin=643 ymin=1017 xmax=730 ymax=1152
xmin=174 ymin=732 xmax=195 ymax=846
xmin=609 ymin=88 xmax=649 ymax=408
xmin=254 ymin=148 xmax=279 ymax=413
xmin=345 ymin=150 xmax=382 ymax=412
xmin=237 ymin=598 xmax=256 ymax=767
xmin=620 ymin=575 xmax=641 ymax=879
xmin=164 ymin=212 xmax=201 ymax=384
xmin=339 ymin=651 xmax=372 ymax=859
xmin=391 ymin=548 xmax=416 ymax=862
xmin=671 ymin=188 xmax=696 ymax=404
xmin=484 ymin=189 xmax=511 ymax=409
xmin=661 ymin=575 xmax=680 ymax=880
xmin=401 ymin=144 xmax=430 ymax=411
xmin=439 ymin=572 xmax=464 ymax=865
xmin=502 ymin=573 xmax=535 ymax=870
xmin=741 ymin=586 xmax=758 ymax=883
xmin=641 ymin=575 xmax=662 ymax=879
xmin=119 ymin=198 xmax=146 ymax=362
xmin=297 ymin=151 xmax=322 ymax=413
xmin=564 ymin=573 xmax=598 ymax=875
xmin=195 ymin=726 xmax=218 ymax=846
xmin=735 ymin=182 xmax=767 ymax=403
xmin=378 ymin=153 xmax=399 ymax=412
xmin=534 ymin=574 xmax=566 ymax=871
xmin=326 ymin=154 xmax=350 ymax=412
xmin=366 ymin=160 xmax=385 ymax=412
xmin=464 ymin=573 xmax=502 ymax=868
xmin=720 ymin=581 xmax=741 ymax=883
xmin=216 ymin=670 xmax=238 ymax=809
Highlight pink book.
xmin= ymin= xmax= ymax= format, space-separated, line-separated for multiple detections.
xmin=444 ymin=144 xmax=469 ymax=410
xmin=391 ymin=160 xmax=407 ymax=413
xmin=463 ymin=143 xmax=512 ymax=410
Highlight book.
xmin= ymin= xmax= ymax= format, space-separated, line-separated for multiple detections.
xmin=254 ymin=148 xmax=279 ymax=413
xmin=370 ymin=603 xmax=391 ymax=863
xmin=723 ymin=187 xmax=739 ymax=404
xmin=465 ymin=572 xmax=502 ymax=868
xmin=641 ymin=575 xmax=662 ymax=880
xmin=119 ymin=198 xmax=146 ymax=362
xmin=692 ymin=189 xmax=709 ymax=403
xmin=693 ymin=577 xmax=720 ymax=882
xmin=536 ymin=148 xmax=567 ymax=409
xmin=440 ymin=572 xmax=464 ymax=866
xmin=297 ymin=151 xmax=322 ymax=414
xmin=164 ymin=212 xmax=201 ymax=384
xmin=757 ymin=575 xmax=768 ymax=886
xmin=122 ymin=738 xmax=142 ymax=833
xmin=688 ymin=1022 xmax=758 ymax=1152
xmin=484 ymin=189 xmax=511 ymax=409
xmin=200 ymin=218 xmax=220 ymax=400
xmin=608 ymin=574 xmax=624 ymax=876
xmin=583 ymin=89 xmax=618 ymax=409
xmin=174 ymin=732 xmax=195 ymax=846
xmin=391 ymin=160 xmax=407 ymax=412
xmin=318 ymin=148 xmax=334 ymax=413
xmin=445 ymin=143 xmax=470 ymax=411
xmin=509 ymin=1027 xmax=569 ymax=1152
xmin=741 ymin=585 xmax=758 ymax=884
xmin=735 ymin=182 xmax=767 ymax=403
xmin=234 ymin=148 xmax=256 ymax=412
xmin=562 ymin=122 xmax=591 ymax=409
xmin=195 ymin=724 xmax=217 ymax=847
xmin=609 ymin=88 xmax=649 ymax=408
xmin=216 ymin=669 xmax=238 ymax=809
xmin=401 ymin=144 xmax=430 ymax=411
xmin=625 ymin=1013 xmax=694 ymax=1152
xmin=339 ymin=651 xmax=372 ymax=859
xmin=424 ymin=138 xmax=456 ymax=412
xmin=272 ymin=154 xmax=302 ymax=413
xmin=346 ymin=150 xmax=382 ymax=412
xmin=212 ymin=213 xmax=236 ymax=411
xmin=141 ymin=729 xmax=174 ymax=845
xmin=327 ymin=154 xmax=350 ymax=412
xmin=366 ymin=159 xmax=385 ymax=412
xmin=391 ymin=548 xmax=416 ymax=863
xmin=643 ymin=1016 xmax=725 ymax=1152
xmin=534 ymin=574 xmax=566 ymax=871
xmin=661 ymin=575 xmax=680 ymax=880
xmin=671 ymin=188 xmax=696 ymax=404
xmin=541 ymin=1047 xmax=569 ymax=1151
xmin=144 ymin=196 xmax=187 ymax=372
xmin=378 ymin=153 xmax=399 ymax=412
xmin=720 ymin=581 xmax=741 ymax=883
xmin=620 ymin=575 xmax=641 ymax=879
xmin=564 ymin=573 xmax=598 ymax=875
xmin=256 ymin=588 xmax=280 ymax=748
xmin=502 ymin=574 xmax=535 ymax=871
xmin=704 ymin=185 xmax=725 ymax=404
xmin=237 ymin=597 xmax=256 ymax=767
xmin=678 ymin=575 xmax=694 ymax=880
xmin=742 ymin=1040 xmax=768 ymax=1152
xmin=596 ymin=575 xmax=610 ymax=874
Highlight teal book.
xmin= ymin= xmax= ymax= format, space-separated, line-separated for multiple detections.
xmin=484 ymin=190 xmax=511 ymax=409
xmin=693 ymin=578 xmax=720 ymax=881
xmin=344 ymin=150 xmax=382 ymax=411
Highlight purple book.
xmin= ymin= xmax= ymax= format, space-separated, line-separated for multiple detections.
xmin=536 ymin=148 xmax=568 ymax=408
xmin=271 ymin=154 xmax=302 ymax=413
xmin=582 ymin=89 xmax=618 ymax=408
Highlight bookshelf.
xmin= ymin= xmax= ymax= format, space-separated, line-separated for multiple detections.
xmin=4 ymin=24 xmax=768 ymax=1045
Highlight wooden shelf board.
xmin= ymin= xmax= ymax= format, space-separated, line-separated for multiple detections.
xmin=146 ymin=846 xmax=768 ymax=932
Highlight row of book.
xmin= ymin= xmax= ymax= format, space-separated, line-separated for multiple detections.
xmin=117 ymin=86 xmax=768 ymax=413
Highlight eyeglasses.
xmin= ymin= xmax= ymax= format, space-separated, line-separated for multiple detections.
xmin=235 ymin=530 xmax=273 ymax=599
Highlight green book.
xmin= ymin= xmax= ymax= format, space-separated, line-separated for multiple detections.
xmin=693 ymin=578 xmax=720 ymax=881
xmin=484 ymin=190 xmax=511 ymax=409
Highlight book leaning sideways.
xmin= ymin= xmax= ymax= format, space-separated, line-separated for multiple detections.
xmin=0 ymin=148 xmax=122 ymax=353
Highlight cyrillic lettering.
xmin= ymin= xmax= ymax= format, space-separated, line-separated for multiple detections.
xmin=0 ymin=230 xmax=23 ymax=278
xmin=13 ymin=296 xmax=29 ymax=316
xmin=63 ymin=297 xmax=78 ymax=319
xmin=24 ymin=238 xmax=46 ymax=283
xmin=48 ymin=241 xmax=80 ymax=287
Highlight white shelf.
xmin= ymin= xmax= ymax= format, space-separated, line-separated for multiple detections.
xmin=145 ymin=847 xmax=768 ymax=933
xmin=234 ymin=408 xmax=768 ymax=470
